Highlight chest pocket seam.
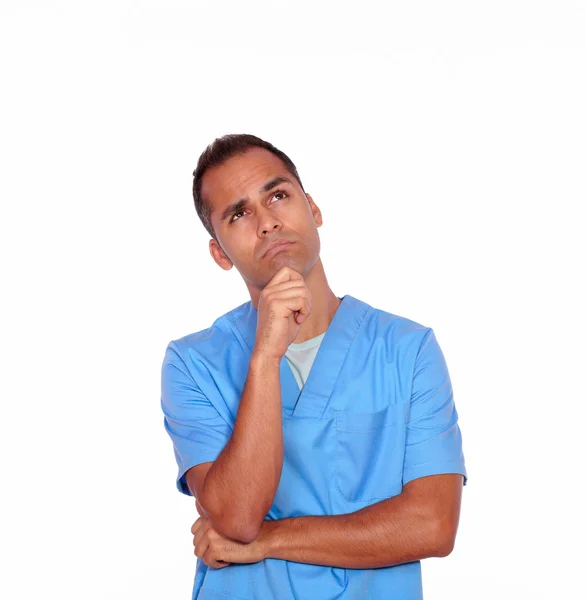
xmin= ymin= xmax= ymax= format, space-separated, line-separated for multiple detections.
xmin=334 ymin=403 xmax=409 ymax=503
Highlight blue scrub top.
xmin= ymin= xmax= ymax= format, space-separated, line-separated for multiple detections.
xmin=161 ymin=294 xmax=467 ymax=600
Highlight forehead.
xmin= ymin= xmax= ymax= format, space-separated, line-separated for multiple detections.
xmin=201 ymin=147 xmax=292 ymax=212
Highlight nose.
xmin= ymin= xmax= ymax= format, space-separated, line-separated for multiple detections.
xmin=256 ymin=208 xmax=283 ymax=238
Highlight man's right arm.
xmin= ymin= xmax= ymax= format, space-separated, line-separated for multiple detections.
xmin=186 ymin=351 xmax=284 ymax=544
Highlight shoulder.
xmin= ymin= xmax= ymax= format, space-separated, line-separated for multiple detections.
xmin=164 ymin=299 xmax=251 ymax=362
xmin=352 ymin=294 xmax=433 ymax=357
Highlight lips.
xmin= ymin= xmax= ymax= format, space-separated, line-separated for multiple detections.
xmin=263 ymin=239 xmax=295 ymax=258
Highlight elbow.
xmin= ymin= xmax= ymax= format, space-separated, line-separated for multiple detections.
xmin=217 ymin=518 xmax=262 ymax=544
xmin=233 ymin=525 xmax=261 ymax=544
xmin=211 ymin=519 xmax=259 ymax=544
xmin=428 ymin=518 xmax=457 ymax=558
xmin=434 ymin=537 xmax=455 ymax=558
xmin=206 ymin=507 xmax=264 ymax=544
xmin=226 ymin=508 xmax=266 ymax=543
xmin=222 ymin=500 xmax=270 ymax=543
xmin=199 ymin=492 xmax=268 ymax=544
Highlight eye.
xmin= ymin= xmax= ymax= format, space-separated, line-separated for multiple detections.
xmin=229 ymin=190 xmax=288 ymax=223
xmin=229 ymin=209 xmax=245 ymax=223
xmin=271 ymin=190 xmax=288 ymax=202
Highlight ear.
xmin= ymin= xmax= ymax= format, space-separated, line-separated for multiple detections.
xmin=209 ymin=238 xmax=233 ymax=271
xmin=306 ymin=193 xmax=323 ymax=228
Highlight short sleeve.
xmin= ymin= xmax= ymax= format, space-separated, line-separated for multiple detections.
xmin=160 ymin=341 xmax=233 ymax=496
xmin=402 ymin=328 xmax=468 ymax=486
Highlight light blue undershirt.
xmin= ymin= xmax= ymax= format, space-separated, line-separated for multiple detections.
xmin=284 ymin=331 xmax=326 ymax=390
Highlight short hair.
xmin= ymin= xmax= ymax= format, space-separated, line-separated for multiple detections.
xmin=192 ymin=133 xmax=306 ymax=240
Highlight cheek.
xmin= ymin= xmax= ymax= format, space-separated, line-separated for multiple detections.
xmin=304 ymin=225 xmax=321 ymax=256
xmin=227 ymin=237 xmax=259 ymax=268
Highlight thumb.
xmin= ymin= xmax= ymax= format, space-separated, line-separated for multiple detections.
xmin=296 ymin=311 xmax=307 ymax=324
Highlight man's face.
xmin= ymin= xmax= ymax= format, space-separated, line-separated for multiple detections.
xmin=202 ymin=147 xmax=323 ymax=290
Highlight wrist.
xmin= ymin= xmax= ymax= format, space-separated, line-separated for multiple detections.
xmin=257 ymin=519 xmax=281 ymax=559
xmin=250 ymin=351 xmax=282 ymax=372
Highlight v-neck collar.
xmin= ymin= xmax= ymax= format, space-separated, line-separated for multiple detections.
xmin=231 ymin=294 xmax=370 ymax=418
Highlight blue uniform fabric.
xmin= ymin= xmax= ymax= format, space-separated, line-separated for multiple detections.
xmin=160 ymin=294 xmax=467 ymax=600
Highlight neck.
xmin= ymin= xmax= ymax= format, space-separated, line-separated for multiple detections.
xmin=294 ymin=257 xmax=340 ymax=343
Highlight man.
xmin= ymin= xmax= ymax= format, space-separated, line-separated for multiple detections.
xmin=160 ymin=133 xmax=467 ymax=600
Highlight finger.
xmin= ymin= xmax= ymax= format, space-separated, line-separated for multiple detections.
xmin=263 ymin=285 xmax=311 ymax=308
xmin=267 ymin=266 xmax=303 ymax=286
xmin=194 ymin=521 xmax=213 ymax=549
xmin=263 ymin=287 xmax=311 ymax=310
xmin=262 ymin=281 xmax=308 ymax=296
xmin=191 ymin=516 xmax=205 ymax=536
xmin=284 ymin=296 xmax=311 ymax=320
xmin=194 ymin=537 xmax=209 ymax=560
xmin=193 ymin=519 xmax=212 ymax=546
xmin=295 ymin=307 xmax=310 ymax=324
xmin=203 ymin=546 xmax=230 ymax=569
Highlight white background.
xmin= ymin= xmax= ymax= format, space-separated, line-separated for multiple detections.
xmin=1 ymin=1 xmax=585 ymax=598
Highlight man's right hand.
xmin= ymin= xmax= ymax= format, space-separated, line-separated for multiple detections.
xmin=253 ymin=266 xmax=312 ymax=361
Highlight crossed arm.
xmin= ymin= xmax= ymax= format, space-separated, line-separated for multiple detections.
xmin=171 ymin=329 xmax=466 ymax=569
xmin=194 ymin=472 xmax=463 ymax=569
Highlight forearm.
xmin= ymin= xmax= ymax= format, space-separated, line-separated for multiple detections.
xmin=202 ymin=353 xmax=284 ymax=541
xmin=260 ymin=492 xmax=446 ymax=569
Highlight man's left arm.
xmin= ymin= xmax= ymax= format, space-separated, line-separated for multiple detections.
xmin=258 ymin=327 xmax=467 ymax=569
xmin=195 ymin=327 xmax=467 ymax=569
xmin=258 ymin=472 xmax=462 ymax=569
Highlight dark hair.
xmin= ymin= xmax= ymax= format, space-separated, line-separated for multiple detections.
xmin=192 ymin=133 xmax=306 ymax=240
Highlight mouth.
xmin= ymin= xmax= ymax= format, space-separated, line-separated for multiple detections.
xmin=263 ymin=240 xmax=295 ymax=258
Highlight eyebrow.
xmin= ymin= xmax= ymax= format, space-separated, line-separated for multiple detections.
xmin=219 ymin=176 xmax=293 ymax=222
